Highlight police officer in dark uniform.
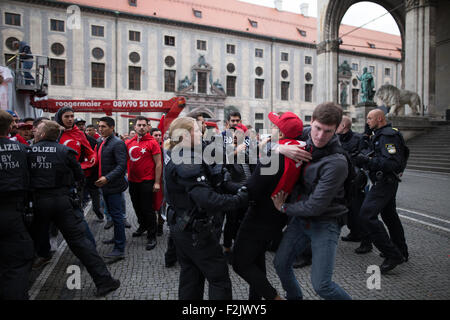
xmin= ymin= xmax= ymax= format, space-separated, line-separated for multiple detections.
xmin=29 ymin=120 xmax=120 ymax=297
xmin=355 ymin=109 xmax=409 ymax=274
xmin=163 ymin=117 xmax=248 ymax=300
xmin=0 ymin=110 xmax=34 ymax=300
xmin=336 ymin=115 xmax=367 ymax=242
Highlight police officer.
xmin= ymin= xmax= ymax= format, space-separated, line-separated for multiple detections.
xmin=336 ymin=115 xmax=367 ymax=242
xmin=29 ymin=120 xmax=120 ymax=297
xmin=0 ymin=110 xmax=34 ymax=300
xmin=355 ymin=109 xmax=409 ymax=274
xmin=164 ymin=117 xmax=248 ymax=300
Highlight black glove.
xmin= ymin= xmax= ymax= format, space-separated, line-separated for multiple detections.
xmin=354 ymin=153 xmax=370 ymax=167
xmin=234 ymin=186 xmax=249 ymax=208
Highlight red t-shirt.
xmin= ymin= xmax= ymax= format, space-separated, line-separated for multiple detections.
xmin=126 ymin=133 xmax=161 ymax=183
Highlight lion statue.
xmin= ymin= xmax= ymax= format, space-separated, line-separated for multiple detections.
xmin=375 ymin=84 xmax=422 ymax=116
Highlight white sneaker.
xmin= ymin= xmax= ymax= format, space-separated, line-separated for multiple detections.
xmin=50 ymin=237 xmax=58 ymax=252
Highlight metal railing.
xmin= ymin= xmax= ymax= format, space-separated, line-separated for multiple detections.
xmin=6 ymin=53 xmax=49 ymax=96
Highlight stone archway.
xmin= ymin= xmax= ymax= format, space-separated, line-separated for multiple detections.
xmin=317 ymin=0 xmax=440 ymax=115
xmin=317 ymin=0 xmax=405 ymax=103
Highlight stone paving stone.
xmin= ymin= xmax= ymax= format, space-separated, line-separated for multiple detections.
xmin=32 ymin=192 xmax=450 ymax=300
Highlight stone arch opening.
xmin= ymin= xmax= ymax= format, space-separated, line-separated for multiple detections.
xmin=317 ymin=0 xmax=405 ymax=103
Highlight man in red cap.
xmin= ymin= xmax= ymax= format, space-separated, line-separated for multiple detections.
xmin=17 ymin=122 xmax=33 ymax=144
xmin=232 ymin=111 xmax=305 ymax=300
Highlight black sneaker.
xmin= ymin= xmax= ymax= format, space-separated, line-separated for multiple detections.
xmin=355 ymin=244 xmax=373 ymax=254
xmin=102 ymin=238 xmax=114 ymax=245
xmin=96 ymin=278 xmax=120 ymax=297
xmin=104 ymin=220 xmax=113 ymax=230
xmin=293 ymin=256 xmax=312 ymax=269
xmin=380 ymin=257 xmax=404 ymax=274
xmin=146 ymin=238 xmax=157 ymax=251
xmin=132 ymin=226 xmax=146 ymax=237
xmin=380 ymin=252 xmax=408 ymax=262
xmin=32 ymin=256 xmax=52 ymax=270
xmin=95 ymin=211 xmax=105 ymax=222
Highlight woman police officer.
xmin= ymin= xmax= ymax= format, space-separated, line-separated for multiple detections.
xmin=163 ymin=117 xmax=248 ymax=300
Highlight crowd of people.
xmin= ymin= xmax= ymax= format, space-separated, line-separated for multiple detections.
xmin=0 ymin=101 xmax=409 ymax=300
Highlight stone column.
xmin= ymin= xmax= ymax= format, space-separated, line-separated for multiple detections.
xmin=404 ymin=0 xmax=437 ymax=116
xmin=316 ymin=40 xmax=340 ymax=104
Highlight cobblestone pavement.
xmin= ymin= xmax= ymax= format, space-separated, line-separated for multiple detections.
xmin=29 ymin=183 xmax=450 ymax=300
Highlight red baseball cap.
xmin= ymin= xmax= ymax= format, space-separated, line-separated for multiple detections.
xmin=268 ymin=111 xmax=303 ymax=138
xmin=17 ymin=122 xmax=33 ymax=129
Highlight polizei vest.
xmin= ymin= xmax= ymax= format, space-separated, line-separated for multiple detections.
xmin=0 ymin=137 xmax=29 ymax=192
xmin=28 ymin=140 xmax=76 ymax=189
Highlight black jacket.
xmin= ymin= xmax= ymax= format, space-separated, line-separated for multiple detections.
xmin=365 ymin=124 xmax=407 ymax=181
xmin=241 ymin=153 xmax=287 ymax=239
xmin=98 ymin=134 xmax=128 ymax=195
xmin=338 ymin=130 xmax=362 ymax=159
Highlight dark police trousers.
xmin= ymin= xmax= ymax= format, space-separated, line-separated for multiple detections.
xmin=129 ymin=180 xmax=157 ymax=239
xmin=170 ymin=223 xmax=232 ymax=300
xmin=359 ymin=179 xmax=407 ymax=259
xmin=232 ymin=231 xmax=277 ymax=300
xmin=32 ymin=189 xmax=113 ymax=287
xmin=0 ymin=197 xmax=34 ymax=300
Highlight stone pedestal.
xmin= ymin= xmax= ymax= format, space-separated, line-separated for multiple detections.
xmin=388 ymin=115 xmax=433 ymax=141
xmin=353 ymin=102 xmax=376 ymax=133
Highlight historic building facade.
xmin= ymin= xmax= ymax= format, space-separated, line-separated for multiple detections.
xmin=1 ymin=0 xmax=403 ymax=133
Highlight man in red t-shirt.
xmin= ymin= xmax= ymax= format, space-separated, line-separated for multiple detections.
xmin=126 ymin=116 xmax=162 ymax=251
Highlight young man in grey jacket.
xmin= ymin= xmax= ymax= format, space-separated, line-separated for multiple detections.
xmin=272 ymin=102 xmax=352 ymax=300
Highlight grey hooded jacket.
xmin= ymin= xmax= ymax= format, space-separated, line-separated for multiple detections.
xmin=284 ymin=130 xmax=348 ymax=220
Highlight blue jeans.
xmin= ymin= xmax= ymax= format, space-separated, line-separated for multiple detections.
xmin=103 ymin=193 xmax=126 ymax=253
xmin=22 ymin=60 xmax=34 ymax=85
xmin=274 ymin=217 xmax=351 ymax=300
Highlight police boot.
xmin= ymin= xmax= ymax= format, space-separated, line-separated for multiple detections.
xmin=380 ymin=256 xmax=404 ymax=274
xmin=354 ymin=243 xmax=373 ymax=254
xmin=146 ymin=238 xmax=157 ymax=251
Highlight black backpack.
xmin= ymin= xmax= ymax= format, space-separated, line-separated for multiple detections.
xmin=332 ymin=146 xmax=358 ymax=208
xmin=310 ymin=144 xmax=358 ymax=208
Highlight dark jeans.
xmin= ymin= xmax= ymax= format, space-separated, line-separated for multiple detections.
xmin=22 ymin=60 xmax=34 ymax=85
xmin=232 ymin=229 xmax=277 ymax=300
xmin=0 ymin=199 xmax=34 ymax=300
xmin=359 ymin=181 xmax=407 ymax=259
xmin=129 ymin=181 xmax=156 ymax=239
xmin=103 ymin=192 xmax=126 ymax=253
xmin=84 ymin=183 xmax=103 ymax=218
xmin=32 ymin=192 xmax=113 ymax=288
xmin=171 ymin=227 xmax=232 ymax=300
